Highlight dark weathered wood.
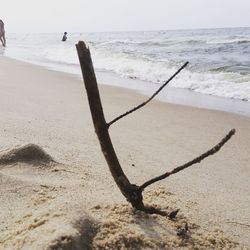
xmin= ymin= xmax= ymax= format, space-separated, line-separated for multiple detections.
xmin=76 ymin=41 xmax=143 ymax=208
xmin=76 ymin=40 xmax=236 ymax=215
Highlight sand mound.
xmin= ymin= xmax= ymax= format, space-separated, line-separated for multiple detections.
xmin=0 ymin=186 xmax=241 ymax=250
xmin=0 ymin=144 xmax=55 ymax=165
xmin=1 ymin=207 xmax=97 ymax=250
xmin=89 ymin=189 xmax=240 ymax=249
xmin=91 ymin=204 xmax=238 ymax=250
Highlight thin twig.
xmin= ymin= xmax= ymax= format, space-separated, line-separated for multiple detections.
xmin=139 ymin=129 xmax=236 ymax=191
xmin=107 ymin=62 xmax=189 ymax=128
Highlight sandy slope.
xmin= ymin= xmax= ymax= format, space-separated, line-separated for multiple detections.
xmin=0 ymin=56 xmax=249 ymax=249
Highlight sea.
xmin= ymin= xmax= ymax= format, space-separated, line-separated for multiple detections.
xmin=1 ymin=27 xmax=250 ymax=116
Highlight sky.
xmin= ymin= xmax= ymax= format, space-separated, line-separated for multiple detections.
xmin=1 ymin=0 xmax=250 ymax=33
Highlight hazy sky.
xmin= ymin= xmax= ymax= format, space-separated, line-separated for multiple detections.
xmin=1 ymin=0 xmax=250 ymax=33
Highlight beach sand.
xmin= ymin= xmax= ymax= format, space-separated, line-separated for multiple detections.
xmin=0 ymin=56 xmax=249 ymax=249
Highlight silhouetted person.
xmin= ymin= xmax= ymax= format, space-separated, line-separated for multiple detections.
xmin=0 ymin=19 xmax=6 ymax=47
xmin=62 ymin=32 xmax=67 ymax=42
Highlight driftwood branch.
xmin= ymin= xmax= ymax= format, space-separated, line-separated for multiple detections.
xmin=107 ymin=61 xmax=188 ymax=127
xmin=76 ymin=41 xmax=144 ymax=209
xmin=75 ymin=42 xmax=130 ymax=193
xmin=139 ymin=129 xmax=235 ymax=191
xmin=76 ymin=40 xmax=236 ymax=216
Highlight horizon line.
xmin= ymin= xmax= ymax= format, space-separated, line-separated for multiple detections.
xmin=8 ymin=25 xmax=250 ymax=34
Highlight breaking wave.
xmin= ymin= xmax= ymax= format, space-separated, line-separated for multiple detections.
xmin=4 ymin=27 xmax=250 ymax=102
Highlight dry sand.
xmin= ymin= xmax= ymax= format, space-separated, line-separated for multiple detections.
xmin=0 ymin=56 xmax=249 ymax=249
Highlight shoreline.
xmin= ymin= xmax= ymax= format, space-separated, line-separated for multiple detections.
xmin=0 ymin=56 xmax=249 ymax=248
xmin=3 ymin=53 xmax=250 ymax=118
xmin=95 ymin=70 xmax=250 ymax=118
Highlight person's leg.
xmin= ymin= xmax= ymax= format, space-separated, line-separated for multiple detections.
xmin=2 ymin=33 xmax=6 ymax=46
xmin=0 ymin=36 xmax=4 ymax=46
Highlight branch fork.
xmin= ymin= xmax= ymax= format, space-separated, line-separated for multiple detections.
xmin=76 ymin=41 xmax=235 ymax=216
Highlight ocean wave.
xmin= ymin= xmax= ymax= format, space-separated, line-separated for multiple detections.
xmin=89 ymin=47 xmax=250 ymax=101
xmin=171 ymin=70 xmax=250 ymax=101
xmin=33 ymin=43 xmax=250 ymax=102
xmin=90 ymin=46 xmax=177 ymax=82
xmin=180 ymin=39 xmax=204 ymax=45
xmin=97 ymin=39 xmax=205 ymax=48
xmin=210 ymin=65 xmax=250 ymax=75
xmin=96 ymin=40 xmax=174 ymax=47
xmin=237 ymin=40 xmax=250 ymax=44
xmin=5 ymin=29 xmax=250 ymax=102
xmin=207 ymin=38 xmax=250 ymax=45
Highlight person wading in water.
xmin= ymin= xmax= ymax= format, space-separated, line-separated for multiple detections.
xmin=62 ymin=32 xmax=67 ymax=42
xmin=0 ymin=20 xmax=6 ymax=47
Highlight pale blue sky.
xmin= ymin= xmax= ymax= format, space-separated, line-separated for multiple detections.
xmin=1 ymin=0 xmax=250 ymax=33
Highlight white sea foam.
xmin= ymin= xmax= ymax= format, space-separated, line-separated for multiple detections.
xmin=207 ymin=38 xmax=250 ymax=44
xmin=3 ymin=28 xmax=250 ymax=102
xmin=172 ymin=70 xmax=250 ymax=101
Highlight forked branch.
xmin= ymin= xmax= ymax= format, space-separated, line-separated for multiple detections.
xmin=76 ymin=41 xmax=236 ymax=216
